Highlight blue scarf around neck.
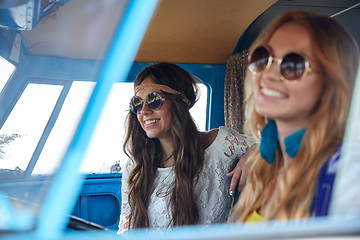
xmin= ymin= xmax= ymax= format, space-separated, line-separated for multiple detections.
xmin=259 ymin=119 xmax=307 ymax=164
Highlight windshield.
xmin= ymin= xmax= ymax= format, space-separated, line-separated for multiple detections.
xmin=0 ymin=0 xmax=129 ymax=231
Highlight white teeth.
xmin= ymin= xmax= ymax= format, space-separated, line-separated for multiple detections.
xmin=145 ymin=119 xmax=158 ymax=125
xmin=261 ymin=87 xmax=286 ymax=98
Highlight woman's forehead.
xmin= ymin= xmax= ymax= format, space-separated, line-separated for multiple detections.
xmin=268 ymin=23 xmax=313 ymax=56
xmin=135 ymin=87 xmax=161 ymax=97
xmin=135 ymin=83 xmax=182 ymax=96
xmin=135 ymin=77 xmax=157 ymax=96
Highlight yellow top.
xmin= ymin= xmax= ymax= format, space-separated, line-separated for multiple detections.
xmin=245 ymin=210 xmax=265 ymax=222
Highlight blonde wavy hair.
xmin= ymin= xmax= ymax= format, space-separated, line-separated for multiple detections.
xmin=231 ymin=11 xmax=359 ymax=221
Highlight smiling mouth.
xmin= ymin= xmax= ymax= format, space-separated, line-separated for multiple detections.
xmin=144 ymin=119 xmax=159 ymax=125
xmin=261 ymin=87 xmax=286 ymax=98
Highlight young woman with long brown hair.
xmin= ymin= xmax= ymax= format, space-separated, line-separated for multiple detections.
xmin=118 ymin=62 xmax=255 ymax=232
xmin=231 ymin=11 xmax=359 ymax=222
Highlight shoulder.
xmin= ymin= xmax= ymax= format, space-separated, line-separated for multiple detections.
xmin=203 ymin=126 xmax=256 ymax=146
xmin=202 ymin=126 xmax=239 ymax=142
xmin=204 ymin=126 xmax=256 ymax=155
xmin=122 ymin=158 xmax=134 ymax=177
xmin=218 ymin=127 xmax=257 ymax=147
xmin=125 ymin=158 xmax=134 ymax=169
xmin=201 ymin=128 xmax=219 ymax=149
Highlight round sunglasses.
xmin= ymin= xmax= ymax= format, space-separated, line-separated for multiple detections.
xmin=130 ymin=92 xmax=167 ymax=114
xmin=248 ymin=45 xmax=312 ymax=83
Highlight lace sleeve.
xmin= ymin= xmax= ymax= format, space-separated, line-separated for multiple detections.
xmin=195 ymin=128 xmax=257 ymax=224
xmin=117 ymin=160 xmax=132 ymax=234
xmin=223 ymin=128 xmax=257 ymax=160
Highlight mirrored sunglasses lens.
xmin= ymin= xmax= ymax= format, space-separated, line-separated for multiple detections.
xmin=249 ymin=46 xmax=270 ymax=73
xmin=131 ymin=96 xmax=143 ymax=114
xmin=281 ymin=53 xmax=306 ymax=80
xmin=147 ymin=92 xmax=163 ymax=110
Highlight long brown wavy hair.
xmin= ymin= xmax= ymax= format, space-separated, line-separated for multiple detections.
xmin=123 ymin=62 xmax=204 ymax=228
xmin=231 ymin=11 xmax=359 ymax=221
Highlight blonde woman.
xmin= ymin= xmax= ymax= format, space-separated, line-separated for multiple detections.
xmin=231 ymin=11 xmax=359 ymax=222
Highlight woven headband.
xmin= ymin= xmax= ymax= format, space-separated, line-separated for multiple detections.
xmin=134 ymin=83 xmax=191 ymax=106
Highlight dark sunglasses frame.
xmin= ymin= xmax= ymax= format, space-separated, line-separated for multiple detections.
xmin=248 ymin=45 xmax=312 ymax=83
xmin=130 ymin=92 xmax=167 ymax=114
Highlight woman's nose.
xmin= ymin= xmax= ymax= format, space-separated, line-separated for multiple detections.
xmin=139 ymin=102 xmax=152 ymax=115
xmin=262 ymin=59 xmax=282 ymax=82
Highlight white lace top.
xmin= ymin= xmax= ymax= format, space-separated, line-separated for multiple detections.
xmin=118 ymin=127 xmax=255 ymax=233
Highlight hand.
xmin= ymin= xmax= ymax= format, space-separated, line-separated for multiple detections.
xmin=226 ymin=144 xmax=257 ymax=194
